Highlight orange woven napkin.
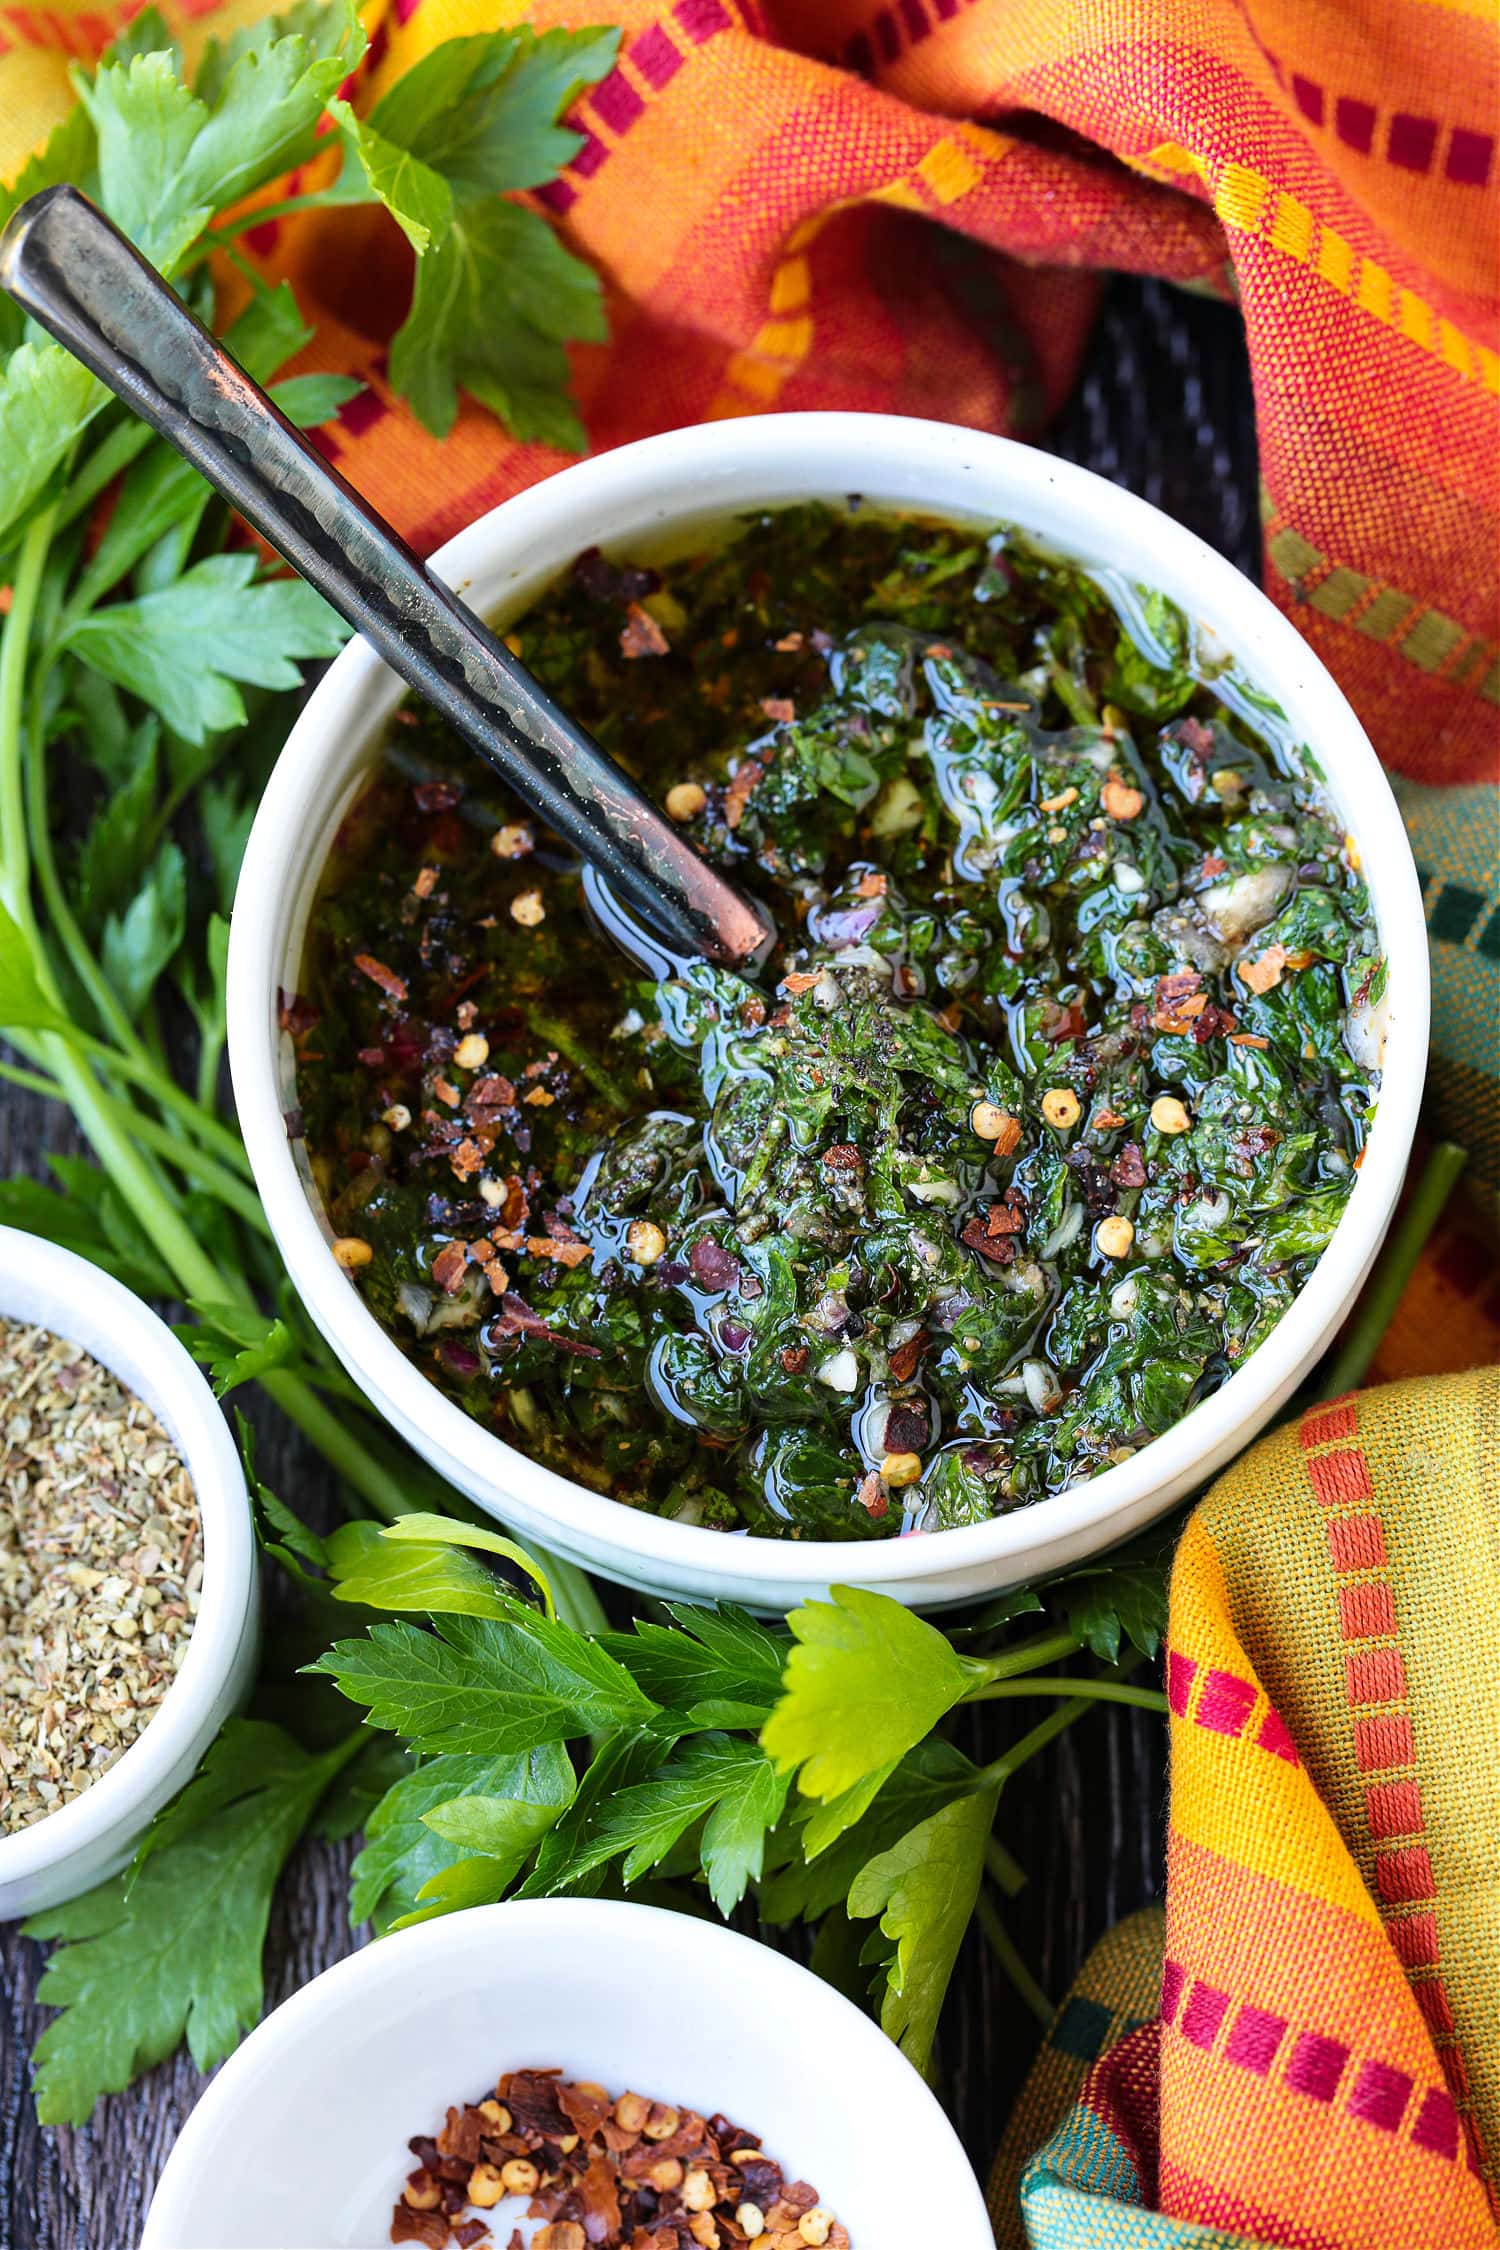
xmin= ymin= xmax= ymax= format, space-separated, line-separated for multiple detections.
xmin=990 ymin=1366 xmax=1500 ymax=2248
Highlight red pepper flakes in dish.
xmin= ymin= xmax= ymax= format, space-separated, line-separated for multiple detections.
xmin=391 ymin=2069 xmax=849 ymax=2249
xmin=355 ymin=953 xmax=409 ymax=1004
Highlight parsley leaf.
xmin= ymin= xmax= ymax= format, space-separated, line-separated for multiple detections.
xmin=325 ymin=1520 xmax=517 ymax=1619
xmin=179 ymin=1300 xmax=299 ymax=1396
xmin=599 ymin=1603 xmax=786 ymax=1729
xmin=24 ymin=1721 xmax=356 ymax=2122
xmin=0 ymin=899 xmax=69 ymax=1030
xmin=366 ymin=26 xmax=618 ymax=194
xmin=421 ymin=1744 xmax=575 ymax=1865
xmin=846 ymin=1787 xmax=996 ymax=2074
xmin=100 ymin=840 xmax=185 ymax=1018
xmin=336 ymin=23 xmax=616 ymax=443
xmin=1051 ymin=1524 xmax=1176 ymax=1662
xmin=327 ymin=97 xmax=452 ymax=254
xmin=78 ymin=1 xmax=363 ymax=275
xmin=326 ymin=1513 xmax=554 ymax=1617
xmin=350 ymin=1748 xmax=571 ymax=1933
xmin=761 ymin=1584 xmax=985 ymax=1801
xmin=63 ymin=552 xmax=346 ymax=743
xmin=760 ymin=1739 xmax=980 ymax=1925
xmin=575 ymin=1735 xmax=788 ymax=1912
xmin=0 ymin=344 xmax=101 ymax=546
xmin=313 ymin=1612 xmax=657 ymax=1753
xmin=387 ymin=199 xmax=600 ymax=448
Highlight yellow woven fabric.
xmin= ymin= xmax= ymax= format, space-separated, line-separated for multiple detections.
xmin=993 ymin=1367 xmax=1500 ymax=2248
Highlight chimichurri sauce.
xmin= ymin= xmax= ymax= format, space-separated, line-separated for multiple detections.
xmin=295 ymin=507 xmax=1382 ymax=1540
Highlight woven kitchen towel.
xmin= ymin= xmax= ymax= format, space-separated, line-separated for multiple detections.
xmin=1 ymin=0 xmax=1496 ymax=1186
xmin=990 ymin=1366 xmax=1500 ymax=2249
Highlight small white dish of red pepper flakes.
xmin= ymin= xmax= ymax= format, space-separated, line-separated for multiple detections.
xmin=141 ymin=1899 xmax=990 ymax=2247
xmin=394 ymin=2067 xmax=846 ymax=2249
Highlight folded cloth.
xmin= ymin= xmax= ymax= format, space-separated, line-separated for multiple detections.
xmin=2 ymin=0 xmax=1496 ymax=1181
xmin=990 ymin=1367 xmax=1500 ymax=2249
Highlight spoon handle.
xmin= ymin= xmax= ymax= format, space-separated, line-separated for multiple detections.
xmin=0 ymin=185 xmax=775 ymax=971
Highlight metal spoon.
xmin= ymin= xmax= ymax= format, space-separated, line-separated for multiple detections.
xmin=0 ymin=184 xmax=776 ymax=973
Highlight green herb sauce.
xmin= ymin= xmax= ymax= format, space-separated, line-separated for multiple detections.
xmin=296 ymin=506 xmax=1381 ymax=1540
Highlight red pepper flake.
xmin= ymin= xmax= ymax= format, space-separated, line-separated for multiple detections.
xmin=414 ymin=780 xmax=463 ymax=813
xmin=412 ymin=866 xmax=439 ymax=900
xmin=1199 ymin=854 xmax=1228 ymax=879
xmin=1109 ymin=1142 xmax=1147 ymax=1189
xmin=857 ymin=1471 xmax=889 ymax=1519
xmin=886 ymin=1330 xmax=929 ymax=1384
xmin=960 ymin=1215 xmax=1015 ymax=1263
xmin=522 ymin=1085 xmax=555 ymax=1108
xmin=1174 ymin=715 xmax=1215 ymax=759
xmin=433 ymin=1076 xmax=461 ymax=1109
xmin=357 ymin=1045 xmax=386 ymax=1070
xmin=821 ymin=1143 xmax=863 ymax=1171
xmin=1192 ymin=1003 xmax=1239 ymax=1044
xmin=432 ymin=1243 xmax=467 ymax=1295
xmin=774 ymin=630 xmax=804 ymax=651
xmin=277 ymin=988 xmax=320 ymax=1035
xmin=619 ymin=602 xmax=669 ymax=659
xmin=724 ymin=758 xmax=764 ymax=830
xmin=1151 ymin=972 xmax=1207 ymax=1034
xmin=984 ymin=1191 xmax=1026 ymax=1236
xmin=759 ymin=696 xmax=796 ymax=724
xmin=781 ymin=970 xmax=821 ymax=997
xmin=779 ymin=1344 xmax=809 ymax=1374
xmin=355 ymin=953 xmax=408 ymax=1003
xmin=450 ymin=1139 xmax=484 ymax=1180
xmin=1093 ymin=1107 xmax=1126 ymax=1129
xmin=489 ymin=1295 xmax=602 ymax=1359
xmin=1236 ymin=942 xmax=1289 ymax=996
xmin=526 ymin=1236 xmax=593 ymax=1269
xmin=470 ymin=1075 xmax=516 ymax=1110
xmin=1228 ymin=1031 xmax=1271 ymax=1049
xmin=1042 ymin=997 xmax=1087 ymax=1045
xmin=855 ymin=869 xmax=888 ymax=898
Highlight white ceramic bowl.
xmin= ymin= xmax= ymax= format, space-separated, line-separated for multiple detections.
xmin=0 ymin=1229 xmax=258 ymax=1917
xmin=142 ymin=1897 xmax=990 ymax=2248
xmin=228 ymin=412 xmax=1429 ymax=1611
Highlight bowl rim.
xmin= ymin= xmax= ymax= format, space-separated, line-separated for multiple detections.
xmin=0 ymin=1228 xmax=255 ymax=1884
xmin=227 ymin=410 xmax=1429 ymax=1595
xmin=141 ymin=1894 xmax=991 ymax=2246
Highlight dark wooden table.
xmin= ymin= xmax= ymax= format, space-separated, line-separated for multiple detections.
xmin=0 ymin=272 xmax=1260 ymax=2248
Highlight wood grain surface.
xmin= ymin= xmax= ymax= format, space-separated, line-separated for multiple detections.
xmin=0 ymin=272 xmax=1259 ymax=2249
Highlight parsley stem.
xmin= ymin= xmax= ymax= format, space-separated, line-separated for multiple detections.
xmin=976 ymin=1695 xmax=1095 ymax=1789
xmin=0 ymin=510 xmax=56 ymax=932
xmin=24 ymin=671 xmax=163 ymax=1068
xmin=975 ymin=1886 xmax=1053 ymax=2027
xmin=200 ymin=190 xmax=348 ymax=246
xmin=0 ymin=1055 xmax=63 ymax=1100
xmin=257 ymin=1371 xmax=414 ymax=1520
xmin=985 ymin=1836 xmax=1027 ymax=1897
xmin=970 ymin=1625 xmax=1080 ymax=1684
xmin=50 ymin=418 xmax=154 ymax=533
xmin=77 ymin=1034 xmax=255 ymax=1174
xmin=967 ymin=1676 xmax=1169 ymax=1713
xmin=1319 ymin=1140 xmax=1468 ymax=1399
xmin=104 ymin=1100 xmax=270 ymax=1230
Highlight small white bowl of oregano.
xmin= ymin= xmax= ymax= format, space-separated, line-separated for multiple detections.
xmin=0 ymin=1227 xmax=258 ymax=1918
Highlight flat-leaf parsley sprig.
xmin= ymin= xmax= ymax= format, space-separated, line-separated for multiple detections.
xmin=0 ymin=1 xmax=616 ymax=1514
